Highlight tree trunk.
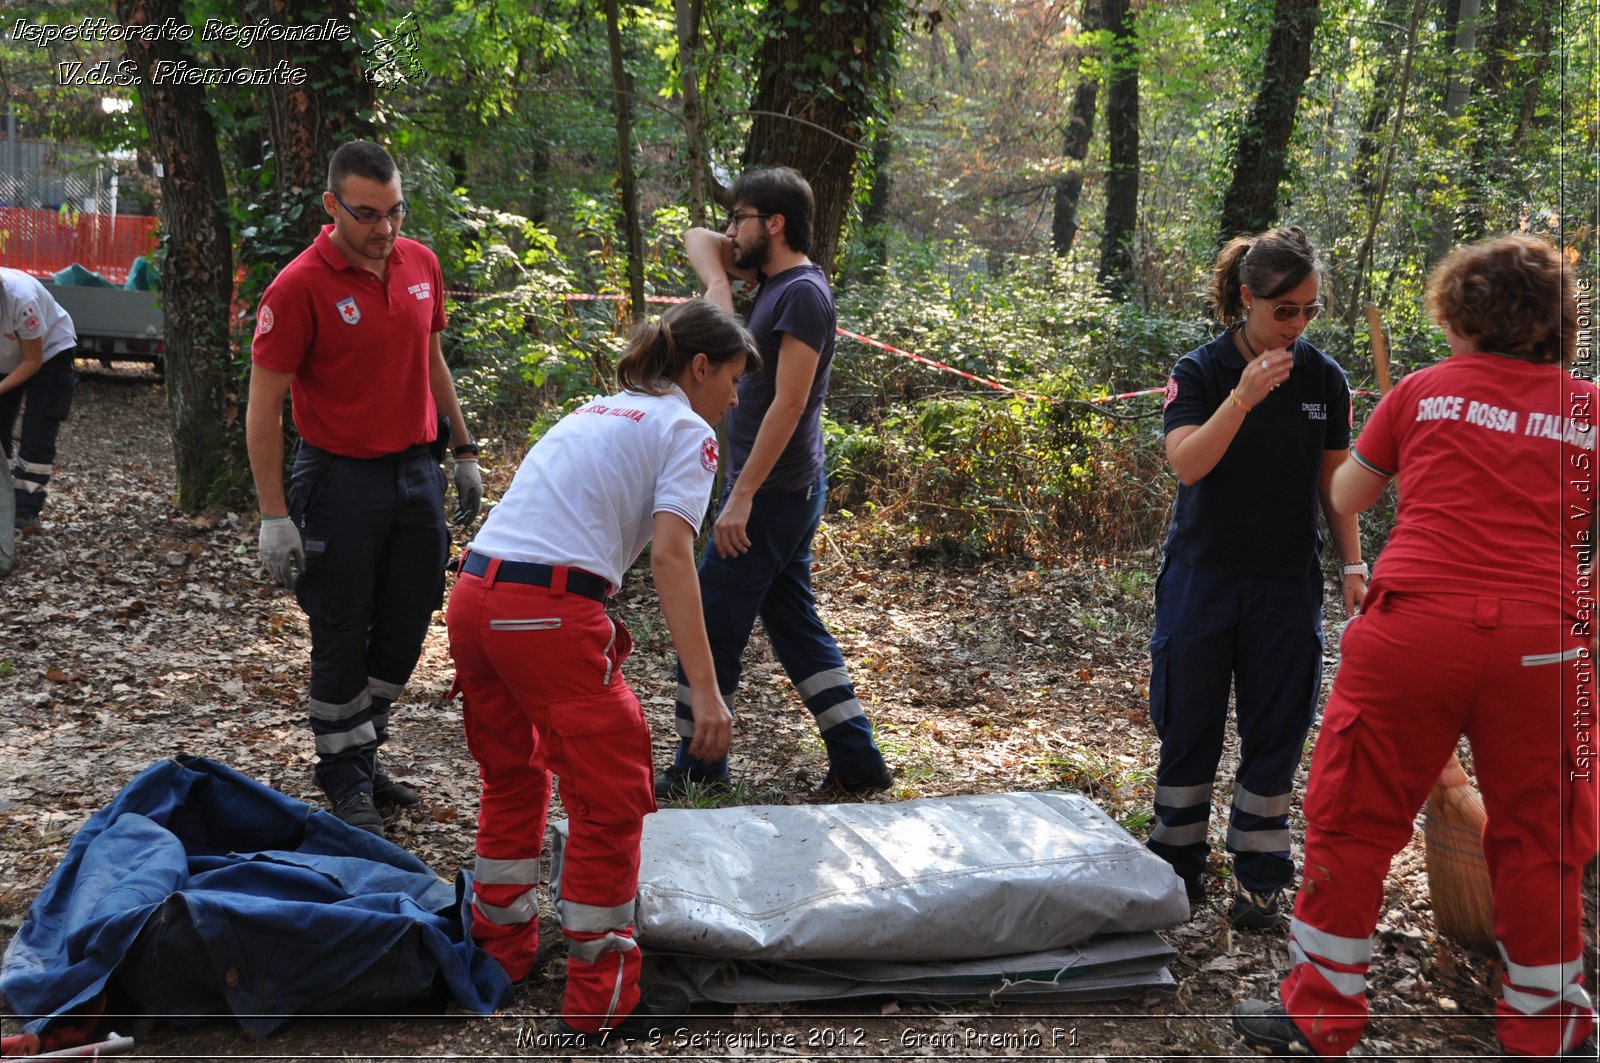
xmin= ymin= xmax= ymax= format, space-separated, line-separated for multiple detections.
xmin=1217 ymin=0 xmax=1321 ymax=240
xmin=676 ymin=0 xmax=713 ymax=228
xmin=1353 ymin=0 xmax=1425 ymax=313
xmin=854 ymin=124 xmax=894 ymax=279
xmin=1097 ymin=0 xmax=1137 ymax=297
xmin=1428 ymin=0 xmax=1482 ymax=262
xmin=116 ymin=0 xmax=236 ymax=512
xmin=1353 ymin=0 xmax=1413 ymax=199
xmin=1461 ymin=0 xmax=1556 ymax=238
xmin=606 ymin=0 xmax=646 ymax=324
xmin=742 ymin=0 xmax=899 ymax=279
xmin=1053 ymin=0 xmax=1103 ymax=257
xmin=242 ymin=0 xmax=375 ymax=259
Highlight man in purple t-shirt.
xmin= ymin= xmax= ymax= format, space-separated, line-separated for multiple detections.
xmin=662 ymin=166 xmax=892 ymax=800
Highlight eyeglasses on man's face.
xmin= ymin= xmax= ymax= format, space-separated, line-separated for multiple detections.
xmin=333 ymin=190 xmax=410 ymax=226
xmin=724 ymin=211 xmax=771 ymax=230
xmin=1268 ymin=301 xmax=1325 ymax=322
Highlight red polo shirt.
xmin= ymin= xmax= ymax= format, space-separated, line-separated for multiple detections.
xmin=252 ymin=225 xmax=447 ymax=458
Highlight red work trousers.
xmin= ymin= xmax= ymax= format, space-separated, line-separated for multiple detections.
xmin=446 ymin=564 xmax=656 ymax=1032
xmin=1280 ymin=588 xmax=1596 ymax=1057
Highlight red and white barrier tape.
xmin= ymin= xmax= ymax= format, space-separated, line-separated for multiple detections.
xmin=443 ymin=289 xmax=1380 ymax=406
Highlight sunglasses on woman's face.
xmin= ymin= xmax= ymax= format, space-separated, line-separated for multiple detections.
xmin=1268 ymin=301 xmax=1325 ymax=322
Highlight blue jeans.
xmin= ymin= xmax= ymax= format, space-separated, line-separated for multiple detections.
xmin=290 ymin=441 xmax=449 ymax=798
xmin=672 ymin=477 xmax=884 ymax=780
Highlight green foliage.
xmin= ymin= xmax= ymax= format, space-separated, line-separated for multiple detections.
xmin=826 ymin=250 xmax=1200 ymax=559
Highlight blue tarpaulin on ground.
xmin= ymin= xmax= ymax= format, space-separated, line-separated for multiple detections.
xmin=0 ymin=756 xmax=511 ymax=1036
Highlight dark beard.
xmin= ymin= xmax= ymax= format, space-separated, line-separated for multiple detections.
xmin=732 ymin=229 xmax=769 ymax=272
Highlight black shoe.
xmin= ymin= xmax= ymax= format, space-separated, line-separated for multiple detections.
xmin=654 ymin=765 xmax=731 ymax=801
xmin=1183 ymin=872 xmax=1208 ymax=904
xmin=1229 ymin=885 xmax=1286 ymax=931
xmin=1232 ymin=999 xmax=1317 ymax=1056
xmin=810 ymin=761 xmax=894 ymax=800
xmin=554 ymin=983 xmax=691 ymax=1047
xmin=330 ymin=789 xmax=384 ymax=834
xmin=371 ymin=757 xmax=420 ymax=808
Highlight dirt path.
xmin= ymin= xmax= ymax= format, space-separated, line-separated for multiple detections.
xmin=0 ymin=371 xmax=1567 ymax=1059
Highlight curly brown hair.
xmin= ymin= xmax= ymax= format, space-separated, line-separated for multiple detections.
xmin=1425 ymin=234 xmax=1577 ymax=367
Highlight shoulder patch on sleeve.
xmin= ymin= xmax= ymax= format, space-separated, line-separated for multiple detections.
xmin=256 ymin=305 xmax=275 ymax=335
xmin=1163 ymin=376 xmax=1179 ymax=408
xmin=700 ymin=435 xmax=719 ymax=473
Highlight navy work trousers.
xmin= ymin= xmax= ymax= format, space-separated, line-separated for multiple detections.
xmin=0 ymin=352 xmax=78 ymax=524
xmin=290 ymin=441 xmax=449 ymax=799
xmin=671 ymin=476 xmax=883 ymax=780
xmin=1146 ymin=556 xmax=1324 ymax=894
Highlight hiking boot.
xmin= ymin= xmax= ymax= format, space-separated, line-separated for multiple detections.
xmin=654 ymin=765 xmax=731 ymax=801
xmin=1232 ymin=999 xmax=1317 ymax=1056
xmin=330 ymin=789 xmax=384 ymax=834
xmin=370 ymin=756 xmax=421 ymax=808
xmin=810 ymin=760 xmax=894 ymax=800
xmin=1229 ymin=885 xmax=1286 ymax=931
xmin=1183 ymin=872 xmax=1208 ymax=905
xmin=553 ymin=983 xmax=691 ymax=1047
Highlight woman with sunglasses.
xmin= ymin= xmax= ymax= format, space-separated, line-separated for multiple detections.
xmin=1145 ymin=225 xmax=1363 ymax=931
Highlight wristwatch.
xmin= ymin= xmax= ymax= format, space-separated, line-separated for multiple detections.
xmin=1341 ymin=561 xmax=1370 ymax=579
xmin=453 ymin=443 xmax=480 ymax=459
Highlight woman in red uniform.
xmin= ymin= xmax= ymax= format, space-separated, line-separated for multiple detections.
xmin=1234 ymin=234 xmax=1598 ymax=1058
xmin=446 ymin=298 xmax=757 ymax=1042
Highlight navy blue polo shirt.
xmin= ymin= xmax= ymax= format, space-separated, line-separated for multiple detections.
xmin=1161 ymin=332 xmax=1351 ymax=575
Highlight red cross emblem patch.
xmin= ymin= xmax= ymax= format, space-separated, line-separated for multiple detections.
xmin=700 ymin=435 xmax=718 ymax=472
xmin=336 ymin=297 xmax=361 ymax=325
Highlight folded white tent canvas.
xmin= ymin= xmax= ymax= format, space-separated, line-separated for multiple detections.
xmin=551 ymin=790 xmax=1186 ymax=993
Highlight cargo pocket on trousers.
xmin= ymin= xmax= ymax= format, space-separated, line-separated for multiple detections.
xmin=547 ymin=692 xmax=656 ymax=821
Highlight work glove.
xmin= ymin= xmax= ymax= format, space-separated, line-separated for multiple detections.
xmin=258 ymin=516 xmax=304 ymax=590
xmin=453 ymin=458 xmax=483 ymax=525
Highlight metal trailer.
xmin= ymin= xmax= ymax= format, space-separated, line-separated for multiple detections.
xmin=42 ymin=281 xmax=163 ymax=368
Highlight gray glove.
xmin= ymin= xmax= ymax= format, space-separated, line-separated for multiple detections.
xmin=258 ymin=516 xmax=305 ymax=589
xmin=453 ymin=458 xmax=483 ymax=525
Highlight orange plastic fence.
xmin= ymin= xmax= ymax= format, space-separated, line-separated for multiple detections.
xmin=0 ymin=206 xmax=160 ymax=285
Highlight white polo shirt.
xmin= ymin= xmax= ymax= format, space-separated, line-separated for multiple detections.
xmin=0 ymin=268 xmax=78 ymax=374
xmin=468 ymin=385 xmax=720 ymax=591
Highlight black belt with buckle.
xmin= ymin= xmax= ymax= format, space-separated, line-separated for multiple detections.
xmin=458 ymin=552 xmax=609 ymax=603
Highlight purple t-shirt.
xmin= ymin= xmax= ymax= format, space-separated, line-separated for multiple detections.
xmin=726 ymin=263 xmax=836 ymax=494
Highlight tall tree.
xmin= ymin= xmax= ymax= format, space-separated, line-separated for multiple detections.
xmin=1461 ymin=0 xmax=1558 ymax=239
xmin=1428 ymin=0 xmax=1483 ymax=261
xmin=676 ymin=0 xmax=712 ymax=229
xmin=1097 ymin=0 xmax=1137 ymax=295
xmin=115 ymin=0 xmax=235 ymax=511
xmin=1053 ymin=0 xmax=1105 ymax=257
xmin=742 ymin=0 xmax=902 ymax=277
xmin=241 ymin=0 xmax=375 ymax=259
xmin=605 ymin=0 xmax=645 ymax=322
xmin=1217 ymin=0 xmax=1321 ymax=240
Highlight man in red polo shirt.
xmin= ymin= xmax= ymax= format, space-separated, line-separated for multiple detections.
xmin=247 ymin=140 xmax=481 ymax=834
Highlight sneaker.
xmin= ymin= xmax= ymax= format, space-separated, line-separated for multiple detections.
xmin=330 ymin=789 xmax=385 ymax=834
xmin=1232 ymin=999 xmax=1317 ymax=1056
xmin=1229 ymin=885 xmax=1286 ymax=931
xmin=371 ymin=757 xmax=421 ymax=808
xmin=654 ymin=765 xmax=731 ymax=801
xmin=810 ymin=761 xmax=894 ymax=800
xmin=554 ymin=983 xmax=691 ymax=1046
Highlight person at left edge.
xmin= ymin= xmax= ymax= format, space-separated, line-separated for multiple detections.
xmin=247 ymin=140 xmax=482 ymax=835
xmin=0 ymin=267 xmax=80 ymax=530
